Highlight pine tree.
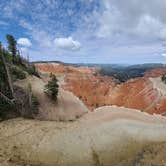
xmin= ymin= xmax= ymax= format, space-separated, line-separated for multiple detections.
xmin=0 ymin=41 xmax=14 ymax=98
xmin=6 ymin=34 xmax=17 ymax=64
xmin=45 ymin=73 xmax=59 ymax=102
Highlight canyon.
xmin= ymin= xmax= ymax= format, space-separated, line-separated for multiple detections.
xmin=36 ymin=63 xmax=166 ymax=115
xmin=1 ymin=63 xmax=166 ymax=166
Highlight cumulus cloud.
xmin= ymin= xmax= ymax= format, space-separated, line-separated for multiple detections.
xmin=17 ymin=38 xmax=32 ymax=47
xmin=54 ymin=37 xmax=81 ymax=51
xmin=1 ymin=0 xmax=166 ymax=63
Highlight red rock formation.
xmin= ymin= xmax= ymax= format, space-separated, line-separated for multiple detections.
xmin=36 ymin=63 xmax=166 ymax=115
xmin=108 ymin=78 xmax=158 ymax=112
xmin=144 ymin=66 xmax=166 ymax=78
xmin=36 ymin=63 xmax=118 ymax=110
xmin=64 ymin=74 xmax=118 ymax=110
xmin=36 ymin=63 xmax=99 ymax=76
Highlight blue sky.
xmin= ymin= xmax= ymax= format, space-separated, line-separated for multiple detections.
xmin=1 ymin=0 xmax=166 ymax=64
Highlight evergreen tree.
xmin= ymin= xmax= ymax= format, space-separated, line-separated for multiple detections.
xmin=45 ymin=73 xmax=59 ymax=102
xmin=0 ymin=41 xmax=13 ymax=98
xmin=6 ymin=34 xmax=17 ymax=63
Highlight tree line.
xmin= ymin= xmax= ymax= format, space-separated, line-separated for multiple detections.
xmin=0 ymin=34 xmax=59 ymax=120
xmin=0 ymin=34 xmax=39 ymax=120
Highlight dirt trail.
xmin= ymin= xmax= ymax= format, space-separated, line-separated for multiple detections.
xmin=15 ymin=76 xmax=88 ymax=121
xmin=0 ymin=106 xmax=166 ymax=166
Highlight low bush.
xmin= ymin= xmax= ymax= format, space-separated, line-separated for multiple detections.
xmin=27 ymin=64 xmax=40 ymax=77
xmin=11 ymin=66 xmax=26 ymax=80
xmin=0 ymin=97 xmax=16 ymax=121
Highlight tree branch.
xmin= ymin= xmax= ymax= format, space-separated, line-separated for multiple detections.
xmin=0 ymin=91 xmax=14 ymax=105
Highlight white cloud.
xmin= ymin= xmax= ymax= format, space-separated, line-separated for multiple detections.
xmin=17 ymin=38 xmax=32 ymax=47
xmin=135 ymin=15 xmax=166 ymax=40
xmin=161 ymin=53 xmax=166 ymax=57
xmin=2 ymin=0 xmax=166 ymax=63
xmin=54 ymin=37 xmax=81 ymax=51
xmin=96 ymin=0 xmax=166 ymax=40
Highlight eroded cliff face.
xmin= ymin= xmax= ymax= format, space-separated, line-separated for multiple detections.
xmin=36 ymin=63 xmax=166 ymax=114
xmin=64 ymin=75 xmax=118 ymax=110
xmin=144 ymin=66 xmax=166 ymax=78
xmin=108 ymin=78 xmax=158 ymax=112
xmin=36 ymin=63 xmax=119 ymax=110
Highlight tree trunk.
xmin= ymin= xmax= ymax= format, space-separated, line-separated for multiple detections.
xmin=1 ymin=52 xmax=14 ymax=98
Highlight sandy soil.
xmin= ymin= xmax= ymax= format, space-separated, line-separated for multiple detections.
xmin=15 ymin=76 xmax=88 ymax=121
xmin=0 ymin=106 xmax=166 ymax=166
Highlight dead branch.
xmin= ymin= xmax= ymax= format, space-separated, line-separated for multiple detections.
xmin=0 ymin=91 xmax=14 ymax=105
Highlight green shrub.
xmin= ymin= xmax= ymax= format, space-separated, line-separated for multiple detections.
xmin=0 ymin=97 xmax=15 ymax=120
xmin=45 ymin=74 xmax=59 ymax=102
xmin=11 ymin=66 xmax=26 ymax=80
xmin=31 ymin=94 xmax=39 ymax=115
xmin=27 ymin=64 xmax=40 ymax=77
xmin=161 ymin=73 xmax=166 ymax=84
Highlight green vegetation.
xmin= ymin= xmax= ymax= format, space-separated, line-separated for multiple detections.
xmin=27 ymin=64 xmax=40 ymax=77
xmin=0 ymin=43 xmax=13 ymax=98
xmin=72 ymin=63 xmax=163 ymax=82
xmin=45 ymin=73 xmax=59 ymax=102
xmin=6 ymin=34 xmax=17 ymax=64
xmin=11 ymin=66 xmax=26 ymax=80
xmin=161 ymin=73 xmax=166 ymax=84
xmin=99 ymin=64 xmax=164 ymax=82
xmin=0 ymin=34 xmax=39 ymax=120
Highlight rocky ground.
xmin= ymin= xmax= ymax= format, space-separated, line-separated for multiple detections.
xmin=0 ymin=106 xmax=166 ymax=166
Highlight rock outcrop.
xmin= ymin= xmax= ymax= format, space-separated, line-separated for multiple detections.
xmin=144 ymin=66 xmax=166 ymax=78
xmin=108 ymin=78 xmax=158 ymax=112
xmin=1 ymin=106 xmax=166 ymax=166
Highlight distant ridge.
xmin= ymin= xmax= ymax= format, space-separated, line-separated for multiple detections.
xmin=32 ymin=60 xmax=65 ymax=64
xmin=33 ymin=61 xmax=164 ymax=67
